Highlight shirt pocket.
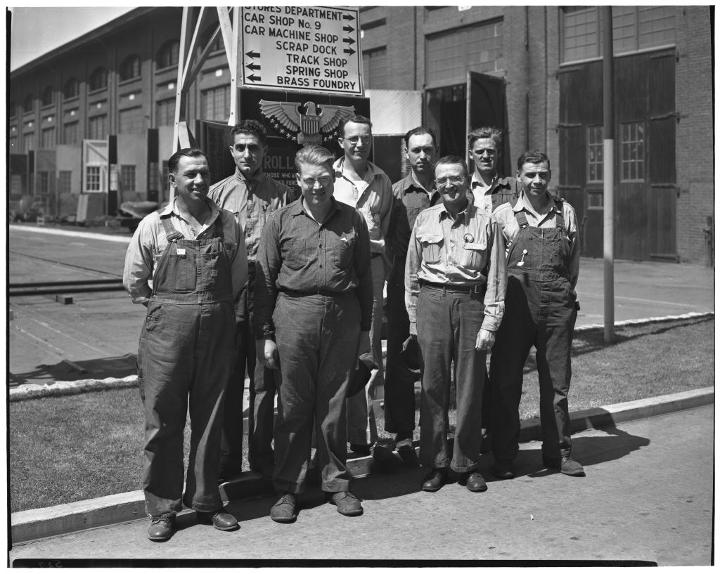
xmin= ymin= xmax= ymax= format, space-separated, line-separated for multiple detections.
xmin=283 ymin=238 xmax=315 ymax=270
xmin=334 ymin=229 xmax=357 ymax=269
xmin=418 ymin=232 xmax=443 ymax=264
xmin=460 ymin=235 xmax=488 ymax=271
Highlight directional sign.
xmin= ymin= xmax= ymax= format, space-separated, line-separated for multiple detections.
xmin=240 ymin=6 xmax=362 ymax=96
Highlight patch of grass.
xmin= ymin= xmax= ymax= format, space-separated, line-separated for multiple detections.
xmin=9 ymin=317 xmax=713 ymax=512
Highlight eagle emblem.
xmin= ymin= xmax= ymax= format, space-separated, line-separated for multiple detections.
xmin=259 ymin=99 xmax=356 ymax=145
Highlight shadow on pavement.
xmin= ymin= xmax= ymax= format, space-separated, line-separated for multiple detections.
xmin=9 ymin=354 xmax=137 ymax=386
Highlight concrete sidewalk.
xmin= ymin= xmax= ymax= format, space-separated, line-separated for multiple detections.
xmin=10 ymin=401 xmax=714 ymax=565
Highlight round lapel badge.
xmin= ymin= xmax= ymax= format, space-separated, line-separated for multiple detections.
xmin=463 ymin=233 xmax=474 ymax=243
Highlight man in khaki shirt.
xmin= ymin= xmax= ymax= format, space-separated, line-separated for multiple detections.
xmin=405 ymin=155 xmax=506 ymax=494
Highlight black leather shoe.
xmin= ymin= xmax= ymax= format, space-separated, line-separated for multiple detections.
xmin=197 ymin=509 xmax=239 ymax=531
xmin=465 ymin=471 xmax=488 ymax=492
xmin=148 ymin=514 xmax=176 ymax=542
xmin=542 ymin=455 xmax=561 ymax=470
xmin=396 ymin=438 xmax=419 ymax=467
xmin=350 ymin=443 xmax=372 ymax=456
xmin=421 ymin=468 xmax=447 ymax=492
xmin=491 ymin=460 xmax=515 ymax=480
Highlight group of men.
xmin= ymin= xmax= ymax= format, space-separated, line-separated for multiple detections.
xmin=123 ymin=116 xmax=584 ymax=543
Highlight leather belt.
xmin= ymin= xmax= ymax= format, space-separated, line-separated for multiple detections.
xmin=419 ymin=280 xmax=485 ymax=294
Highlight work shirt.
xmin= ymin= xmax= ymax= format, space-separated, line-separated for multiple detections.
xmin=493 ymin=190 xmax=580 ymax=290
xmin=470 ymin=173 xmax=519 ymax=215
xmin=333 ymin=157 xmax=393 ymax=256
xmin=208 ymin=170 xmax=296 ymax=262
xmin=254 ymin=198 xmax=374 ymax=339
xmin=387 ymin=171 xmax=440 ymax=286
xmin=123 ymin=198 xmax=248 ymax=314
xmin=405 ymin=201 xmax=506 ymax=333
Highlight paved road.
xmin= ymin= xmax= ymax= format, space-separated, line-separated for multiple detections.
xmin=9 ymin=405 xmax=713 ymax=566
xmin=8 ymin=225 xmax=715 ymax=385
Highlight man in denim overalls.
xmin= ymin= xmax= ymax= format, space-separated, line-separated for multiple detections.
xmin=490 ymin=150 xmax=585 ymax=479
xmin=123 ymin=148 xmax=248 ymax=541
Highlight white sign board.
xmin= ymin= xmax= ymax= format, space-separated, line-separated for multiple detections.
xmin=240 ymin=6 xmax=362 ymax=95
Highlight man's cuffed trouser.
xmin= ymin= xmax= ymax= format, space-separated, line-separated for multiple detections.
xmin=272 ymin=292 xmax=360 ymax=494
xmin=416 ymin=286 xmax=486 ymax=472
xmin=138 ymin=301 xmax=235 ymax=516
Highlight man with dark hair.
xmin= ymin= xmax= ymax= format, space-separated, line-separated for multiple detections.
xmin=405 ymin=155 xmax=506 ymax=493
xmin=379 ymin=126 xmax=439 ymax=464
xmin=124 ymin=147 xmax=248 ymax=541
xmin=490 ymin=150 xmax=584 ymax=480
xmin=333 ymin=114 xmax=393 ymax=457
xmin=467 ymin=126 xmax=518 ymax=215
xmin=209 ymin=119 xmax=296 ymax=481
xmin=255 ymin=144 xmax=373 ymax=522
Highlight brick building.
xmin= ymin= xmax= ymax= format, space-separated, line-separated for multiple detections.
xmin=8 ymin=6 xmax=714 ymax=262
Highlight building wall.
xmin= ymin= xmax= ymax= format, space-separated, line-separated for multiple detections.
xmin=675 ymin=6 xmax=714 ymax=263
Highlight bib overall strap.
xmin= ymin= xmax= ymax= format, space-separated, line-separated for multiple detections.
xmin=161 ymin=217 xmax=184 ymax=242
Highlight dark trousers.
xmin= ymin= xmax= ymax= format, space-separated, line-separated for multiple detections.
xmin=384 ymin=280 xmax=419 ymax=435
xmin=416 ymin=286 xmax=486 ymax=472
xmin=220 ymin=313 xmax=279 ymax=476
xmin=490 ymin=277 xmax=577 ymax=462
xmin=138 ymin=301 xmax=235 ymax=516
xmin=272 ymin=292 xmax=360 ymax=494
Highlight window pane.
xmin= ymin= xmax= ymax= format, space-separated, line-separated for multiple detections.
xmin=120 ymin=165 xmax=136 ymax=192
xmin=620 ymin=121 xmax=645 ymax=181
xmin=41 ymin=127 xmax=55 ymax=148
xmin=88 ymin=115 xmax=108 ymax=139
xmin=562 ymin=7 xmax=599 ymax=62
xmin=201 ymin=85 xmax=230 ymax=121
xmin=156 ymin=99 xmax=176 ymax=126
xmin=586 ymin=125 xmax=603 ymax=183
xmin=639 ymin=6 xmax=676 ymax=49
xmin=119 ymin=107 xmax=144 ymax=134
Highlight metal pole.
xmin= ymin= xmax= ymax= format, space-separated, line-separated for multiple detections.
xmin=602 ymin=6 xmax=615 ymax=343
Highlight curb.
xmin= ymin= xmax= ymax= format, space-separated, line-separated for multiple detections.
xmin=11 ymin=385 xmax=713 ymax=544
xmin=8 ymin=311 xmax=713 ymax=402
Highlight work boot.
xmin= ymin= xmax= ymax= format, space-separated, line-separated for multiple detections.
xmin=349 ymin=443 xmax=372 ymax=457
xmin=270 ymin=493 xmax=298 ymax=523
xmin=560 ymin=455 xmax=585 ymax=477
xmin=196 ymin=509 xmax=239 ymax=531
xmin=328 ymin=491 xmax=364 ymax=516
xmin=396 ymin=435 xmax=419 ymax=467
xmin=147 ymin=513 xmax=176 ymax=542
xmin=491 ymin=460 xmax=515 ymax=480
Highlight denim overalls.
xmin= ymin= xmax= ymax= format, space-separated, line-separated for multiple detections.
xmin=138 ymin=216 xmax=236 ymax=517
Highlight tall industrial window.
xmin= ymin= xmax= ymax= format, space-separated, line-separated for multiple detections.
xmin=23 ymin=94 xmax=34 ymax=113
xmin=89 ymin=67 xmax=108 ymax=91
xmin=64 ymin=122 xmax=79 ymax=144
xmin=561 ymin=6 xmax=676 ymax=63
xmin=120 ymin=165 xmax=136 ymax=192
xmin=362 ymin=47 xmax=389 ymax=89
xmin=119 ymin=55 xmax=141 ymax=81
xmin=23 ymin=136 xmax=34 ymax=153
xmin=119 ymin=107 xmax=144 ymax=134
xmin=41 ymin=86 xmax=54 ymax=107
xmin=156 ymin=98 xmax=176 ymax=126
xmin=157 ymin=40 xmax=179 ymax=69
xmin=88 ymin=115 xmax=108 ymax=139
xmin=201 ymin=85 xmax=230 ymax=121
xmin=620 ymin=122 xmax=645 ymax=181
xmin=86 ymin=166 xmax=101 ymax=191
xmin=59 ymin=171 xmax=72 ymax=195
xmin=37 ymin=171 xmax=50 ymax=195
xmin=41 ymin=127 xmax=56 ymax=148
xmin=586 ymin=126 xmax=603 ymax=183
xmin=64 ymin=78 xmax=79 ymax=100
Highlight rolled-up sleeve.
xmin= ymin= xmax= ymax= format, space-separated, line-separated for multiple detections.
xmin=122 ymin=217 xmax=156 ymax=305
xmin=481 ymin=217 xmax=506 ymax=332
xmin=254 ymin=213 xmax=282 ymax=339
xmin=353 ymin=211 xmax=373 ymax=331
xmin=404 ymin=220 xmax=422 ymax=335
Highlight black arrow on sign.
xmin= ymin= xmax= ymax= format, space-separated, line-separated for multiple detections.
xmin=343 ymin=25 xmax=354 ymax=33
xmin=342 ymin=14 xmax=354 ymax=21
xmin=247 ymin=74 xmax=261 ymax=82
xmin=246 ymin=50 xmax=260 ymax=59
xmin=343 ymin=48 xmax=356 ymax=56
xmin=342 ymin=37 xmax=355 ymax=45
xmin=247 ymin=62 xmax=261 ymax=71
